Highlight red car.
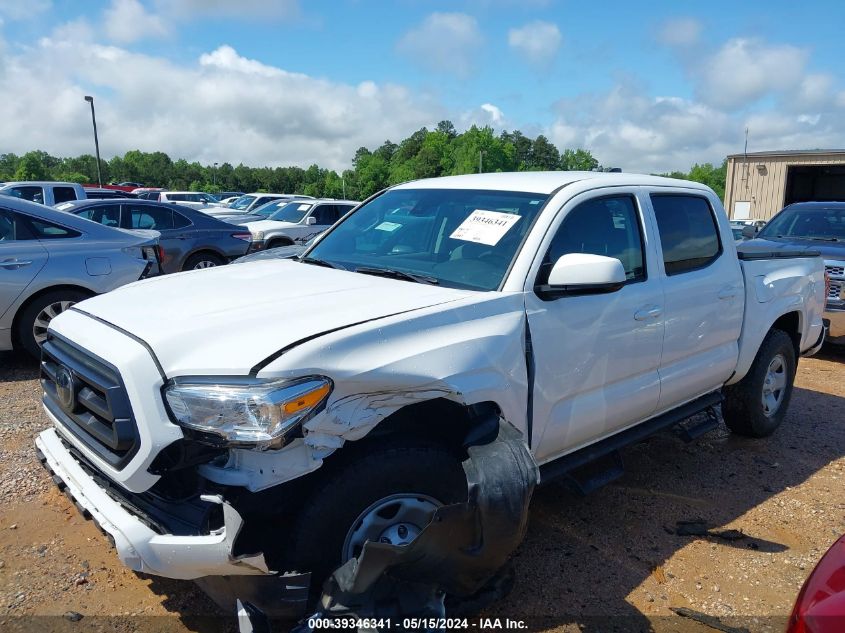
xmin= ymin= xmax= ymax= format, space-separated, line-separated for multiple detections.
xmin=788 ymin=535 xmax=845 ymax=632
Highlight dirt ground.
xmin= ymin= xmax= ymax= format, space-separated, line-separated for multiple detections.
xmin=0 ymin=346 xmax=843 ymax=633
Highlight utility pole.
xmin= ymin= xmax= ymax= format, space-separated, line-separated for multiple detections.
xmin=479 ymin=150 xmax=485 ymax=174
xmin=84 ymin=96 xmax=102 ymax=187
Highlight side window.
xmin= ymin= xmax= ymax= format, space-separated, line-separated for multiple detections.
xmin=26 ymin=217 xmax=81 ymax=239
xmin=76 ymin=204 xmax=121 ymax=227
xmin=53 ymin=187 xmax=78 ymax=204
xmin=11 ymin=186 xmax=45 ymax=205
xmin=0 ymin=210 xmax=35 ymax=241
xmin=171 ymin=210 xmax=192 ymax=229
xmin=127 ymin=205 xmax=173 ymax=230
xmin=651 ymin=195 xmax=721 ymax=275
xmin=313 ymin=205 xmax=338 ymax=225
xmin=540 ymin=195 xmax=646 ymax=283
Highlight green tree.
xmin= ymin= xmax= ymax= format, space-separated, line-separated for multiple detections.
xmin=529 ymin=135 xmax=560 ymax=171
xmin=450 ymin=126 xmax=515 ymax=175
xmin=14 ymin=151 xmax=50 ymax=180
xmin=560 ymin=148 xmax=599 ymax=171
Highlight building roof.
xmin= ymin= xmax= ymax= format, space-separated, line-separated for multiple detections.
xmin=726 ymin=149 xmax=845 ymax=159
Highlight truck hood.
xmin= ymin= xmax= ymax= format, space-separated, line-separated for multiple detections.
xmin=245 ymin=219 xmax=299 ymax=233
xmin=70 ymin=260 xmax=474 ymax=375
xmin=739 ymin=237 xmax=843 ymax=260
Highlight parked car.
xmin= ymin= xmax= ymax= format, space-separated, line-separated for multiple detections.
xmin=224 ymin=196 xmax=326 ymax=224
xmin=118 ymin=181 xmax=144 ymax=188
xmin=35 ymin=171 xmax=826 ymax=618
xmin=138 ymin=191 xmax=219 ymax=209
xmin=749 ymin=201 xmax=845 ymax=345
xmin=218 ymin=191 xmax=245 ymax=200
xmin=786 ymin=533 xmax=845 ymax=633
xmin=203 ymin=193 xmax=313 ymax=218
xmin=0 ymin=181 xmax=86 ymax=206
xmin=56 ymin=199 xmax=252 ymax=273
xmin=239 ymin=199 xmax=357 ymax=251
xmin=730 ymin=218 xmax=766 ymax=241
xmin=84 ymin=188 xmax=138 ymax=200
xmin=132 ymin=188 xmax=166 ymax=199
xmin=0 ymin=196 xmax=160 ymax=358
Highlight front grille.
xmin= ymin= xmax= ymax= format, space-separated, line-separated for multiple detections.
xmin=826 ymin=265 xmax=845 ymax=277
xmin=830 ymin=281 xmax=844 ymax=301
xmin=41 ymin=335 xmax=140 ymax=469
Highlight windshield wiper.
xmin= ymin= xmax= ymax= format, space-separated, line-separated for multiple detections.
xmin=804 ymin=236 xmax=841 ymax=242
xmin=354 ymin=266 xmax=439 ymax=285
xmin=298 ymin=256 xmax=345 ymax=270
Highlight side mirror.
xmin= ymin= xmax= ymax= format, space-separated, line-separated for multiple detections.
xmin=741 ymin=225 xmax=756 ymax=239
xmin=536 ymin=253 xmax=627 ymax=298
xmin=306 ymin=216 xmax=317 ymax=225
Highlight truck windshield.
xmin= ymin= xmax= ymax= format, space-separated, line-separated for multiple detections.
xmin=305 ymin=188 xmax=549 ymax=291
xmin=759 ymin=207 xmax=845 ymax=241
xmin=230 ymin=195 xmax=255 ymax=210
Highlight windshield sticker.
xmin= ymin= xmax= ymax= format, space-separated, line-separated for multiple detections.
xmin=450 ymin=209 xmax=521 ymax=246
xmin=298 ymin=204 xmax=311 ymax=211
xmin=375 ymin=221 xmax=402 ymax=232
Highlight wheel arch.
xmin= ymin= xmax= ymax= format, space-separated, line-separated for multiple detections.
xmin=11 ymin=284 xmax=95 ymax=348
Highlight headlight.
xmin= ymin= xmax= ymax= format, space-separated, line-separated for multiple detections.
xmin=253 ymin=231 xmax=264 ymax=240
xmin=164 ymin=376 xmax=332 ymax=448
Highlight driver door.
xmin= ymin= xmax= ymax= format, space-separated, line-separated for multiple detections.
xmin=526 ymin=191 xmax=665 ymax=462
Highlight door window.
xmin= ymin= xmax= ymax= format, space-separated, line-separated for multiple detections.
xmin=10 ymin=186 xmax=45 ymax=204
xmin=172 ymin=210 xmax=192 ymax=229
xmin=0 ymin=210 xmax=34 ymax=241
xmin=651 ymin=195 xmax=721 ymax=275
xmin=53 ymin=187 xmax=78 ymax=204
xmin=76 ymin=204 xmax=121 ymax=227
xmin=540 ymin=195 xmax=646 ymax=284
xmin=313 ymin=204 xmax=340 ymax=225
xmin=128 ymin=205 xmax=174 ymax=230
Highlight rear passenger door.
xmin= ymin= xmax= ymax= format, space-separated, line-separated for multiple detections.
xmin=646 ymin=192 xmax=744 ymax=412
xmin=0 ymin=209 xmax=49 ymax=321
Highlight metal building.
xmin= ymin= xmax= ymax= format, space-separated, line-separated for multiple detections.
xmin=724 ymin=149 xmax=845 ymax=220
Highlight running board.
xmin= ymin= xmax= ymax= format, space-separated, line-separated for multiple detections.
xmin=674 ymin=405 xmax=721 ymax=443
xmin=563 ymin=451 xmax=625 ymax=496
xmin=539 ymin=391 xmax=723 ymax=490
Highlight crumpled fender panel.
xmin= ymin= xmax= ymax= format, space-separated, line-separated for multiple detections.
xmin=295 ymin=417 xmax=539 ymax=628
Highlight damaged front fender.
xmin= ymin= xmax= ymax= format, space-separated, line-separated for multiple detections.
xmin=298 ymin=417 xmax=539 ymax=626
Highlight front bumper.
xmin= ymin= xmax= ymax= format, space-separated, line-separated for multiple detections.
xmin=825 ymin=306 xmax=845 ymax=343
xmin=36 ymin=427 xmax=271 ymax=580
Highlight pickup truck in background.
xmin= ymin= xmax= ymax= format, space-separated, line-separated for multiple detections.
xmin=0 ymin=181 xmax=87 ymax=206
xmin=35 ymin=172 xmax=826 ymax=617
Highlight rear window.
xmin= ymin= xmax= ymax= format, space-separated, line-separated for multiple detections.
xmin=26 ymin=217 xmax=81 ymax=239
xmin=651 ymin=195 xmax=721 ymax=275
xmin=76 ymin=204 xmax=121 ymax=228
xmin=53 ymin=187 xmax=78 ymax=204
xmin=128 ymin=205 xmax=173 ymax=230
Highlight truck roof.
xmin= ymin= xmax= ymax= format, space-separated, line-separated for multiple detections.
xmin=0 ymin=181 xmax=82 ymax=187
xmin=392 ymin=171 xmax=712 ymax=195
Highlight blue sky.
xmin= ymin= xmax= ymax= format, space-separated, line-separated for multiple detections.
xmin=1 ymin=0 xmax=844 ymax=172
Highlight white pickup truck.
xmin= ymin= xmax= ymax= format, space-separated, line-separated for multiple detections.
xmin=35 ymin=172 xmax=826 ymax=616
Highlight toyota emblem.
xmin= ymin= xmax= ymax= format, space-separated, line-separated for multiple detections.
xmin=55 ymin=366 xmax=76 ymax=413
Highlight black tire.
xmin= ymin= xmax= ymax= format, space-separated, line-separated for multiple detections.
xmin=182 ymin=251 xmax=225 ymax=271
xmin=16 ymin=289 xmax=89 ymax=358
xmin=723 ymin=328 xmax=796 ymax=437
xmin=285 ymin=445 xmax=466 ymax=596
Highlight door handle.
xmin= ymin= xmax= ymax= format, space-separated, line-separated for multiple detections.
xmin=634 ymin=305 xmax=662 ymax=321
xmin=0 ymin=259 xmax=32 ymax=269
xmin=718 ymin=286 xmax=738 ymax=300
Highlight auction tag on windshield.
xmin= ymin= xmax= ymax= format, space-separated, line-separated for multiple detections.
xmin=450 ymin=210 xmax=521 ymax=246
xmin=375 ymin=221 xmax=402 ymax=232
xmin=297 ymin=204 xmax=311 ymax=211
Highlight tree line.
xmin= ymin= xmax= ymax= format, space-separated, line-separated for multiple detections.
xmin=0 ymin=120 xmax=726 ymax=200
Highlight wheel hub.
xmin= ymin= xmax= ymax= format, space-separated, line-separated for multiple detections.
xmin=342 ymin=493 xmax=440 ymax=562
xmin=761 ymin=353 xmax=787 ymax=417
xmin=33 ymin=300 xmax=75 ymax=345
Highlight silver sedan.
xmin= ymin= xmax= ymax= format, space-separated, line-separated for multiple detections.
xmin=0 ymin=196 xmax=160 ymax=357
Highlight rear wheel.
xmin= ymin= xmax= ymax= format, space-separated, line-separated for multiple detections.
xmin=723 ymin=329 xmax=796 ymax=437
xmin=17 ymin=290 xmax=89 ymax=358
xmin=183 ymin=252 xmax=224 ymax=271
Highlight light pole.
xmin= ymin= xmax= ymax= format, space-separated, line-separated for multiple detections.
xmin=83 ymin=96 xmax=102 ymax=188
xmin=213 ymin=162 xmax=218 ymax=186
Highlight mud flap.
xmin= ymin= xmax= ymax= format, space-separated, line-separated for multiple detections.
xmin=293 ymin=417 xmax=539 ymax=631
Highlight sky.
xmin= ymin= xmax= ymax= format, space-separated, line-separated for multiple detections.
xmin=1 ymin=0 xmax=844 ymax=173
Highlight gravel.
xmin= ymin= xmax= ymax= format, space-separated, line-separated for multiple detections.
xmin=1 ymin=345 xmax=844 ymax=632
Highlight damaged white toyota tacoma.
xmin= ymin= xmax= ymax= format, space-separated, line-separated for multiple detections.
xmin=36 ymin=172 xmax=827 ymax=617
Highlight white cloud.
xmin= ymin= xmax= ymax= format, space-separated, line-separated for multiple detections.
xmin=157 ymin=0 xmax=301 ymax=20
xmin=480 ymin=103 xmax=505 ymax=125
xmin=658 ymin=17 xmax=702 ymax=47
xmin=104 ymin=0 xmax=169 ymax=44
xmin=697 ymin=38 xmax=808 ymax=109
xmin=0 ymin=0 xmax=51 ymax=20
xmin=458 ymin=103 xmax=508 ymax=130
xmin=508 ymin=20 xmax=561 ymax=65
xmin=0 ymin=29 xmax=443 ymax=171
xmin=396 ymin=12 xmax=483 ymax=77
